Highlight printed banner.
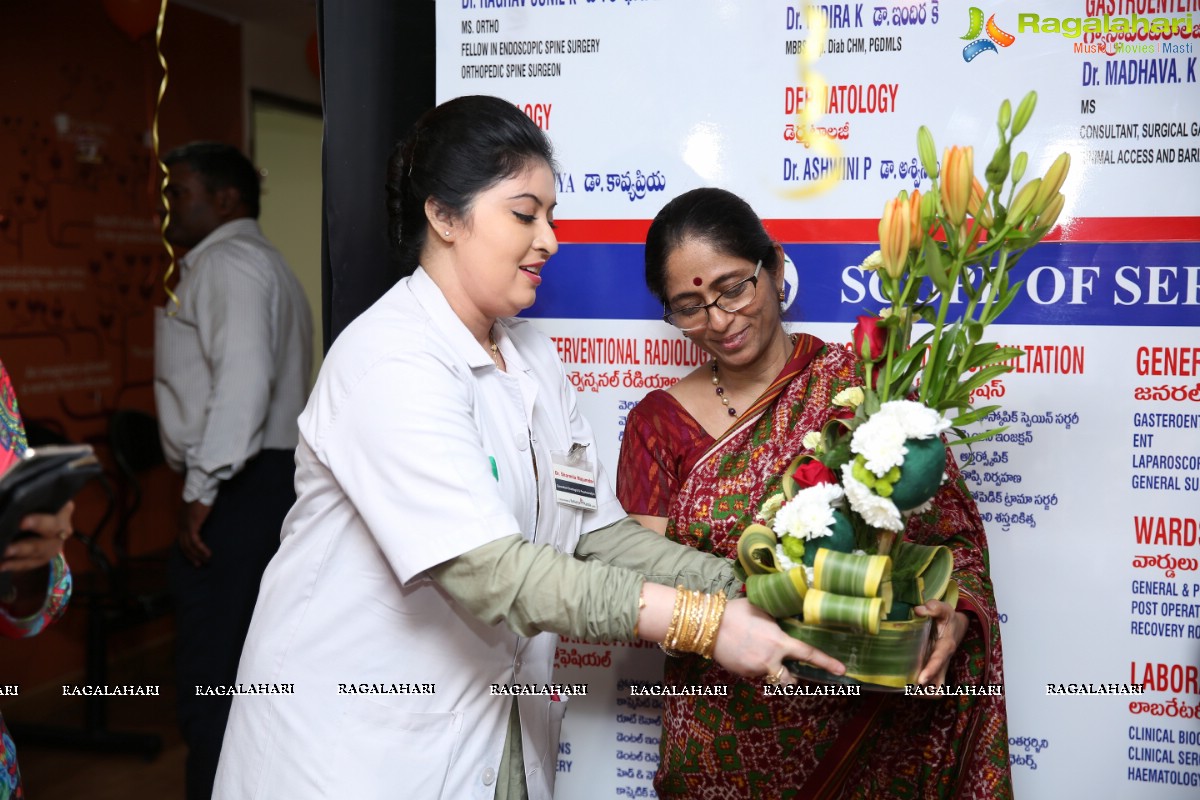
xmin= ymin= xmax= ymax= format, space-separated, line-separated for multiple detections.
xmin=438 ymin=1 xmax=1200 ymax=796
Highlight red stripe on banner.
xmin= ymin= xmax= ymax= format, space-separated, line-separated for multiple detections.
xmin=553 ymin=219 xmax=651 ymax=243
xmin=553 ymin=217 xmax=1200 ymax=244
xmin=1047 ymin=216 xmax=1200 ymax=242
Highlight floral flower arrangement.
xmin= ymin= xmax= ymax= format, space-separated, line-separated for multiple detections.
xmin=735 ymin=92 xmax=1069 ymax=688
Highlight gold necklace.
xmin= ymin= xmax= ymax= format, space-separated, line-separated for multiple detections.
xmin=487 ymin=332 xmax=504 ymax=368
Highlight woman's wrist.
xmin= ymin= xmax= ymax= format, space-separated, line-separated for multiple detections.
xmin=0 ymin=564 xmax=52 ymax=619
xmin=655 ymin=585 xmax=727 ymax=658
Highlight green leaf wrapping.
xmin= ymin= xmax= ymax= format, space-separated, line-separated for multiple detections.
xmin=738 ymin=523 xmax=810 ymax=619
xmin=737 ymin=510 xmax=954 ymax=688
xmin=889 ymin=541 xmax=953 ymax=604
xmin=736 ymin=523 xmax=781 ymax=575
xmin=745 ymin=569 xmax=809 ymax=619
xmin=802 ymin=589 xmax=883 ymax=634
xmin=782 ymin=617 xmax=933 ymax=688
xmin=813 ymin=549 xmax=891 ymax=598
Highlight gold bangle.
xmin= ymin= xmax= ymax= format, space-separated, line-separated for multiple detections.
xmin=677 ymin=590 xmax=697 ymax=652
xmin=687 ymin=591 xmax=710 ymax=653
xmin=696 ymin=592 xmax=716 ymax=659
xmin=632 ymin=587 xmax=647 ymax=639
xmin=699 ymin=592 xmax=727 ymax=660
xmin=666 ymin=588 xmax=682 ymax=650
xmin=677 ymin=589 xmax=698 ymax=651
xmin=662 ymin=589 xmax=729 ymax=658
xmin=660 ymin=585 xmax=688 ymax=656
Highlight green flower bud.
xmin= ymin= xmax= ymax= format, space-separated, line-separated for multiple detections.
xmin=998 ymin=99 xmax=1012 ymax=132
xmin=1012 ymin=151 xmax=1029 ymax=184
xmin=1032 ymin=152 xmax=1071 ymax=215
xmin=1034 ymin=192 xmax=1066 ymax=232
xmin=917 ymin=126 xmax=939 ymax=179
xmin=1008 ymin=178 xmax=1042 ymax=224
xmin=781 ymin=535 xmax=806 ymax=564
xmin=1012 ymin=91 xmax=1037 ymax=137
xmin=920 ymin=189 xmax=937 ymax=223
xmin=852 ymin=458 xmax=876 ymax=488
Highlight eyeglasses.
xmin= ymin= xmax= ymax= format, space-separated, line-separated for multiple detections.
xmin=662 ymin=260 xmax=762 ymax=332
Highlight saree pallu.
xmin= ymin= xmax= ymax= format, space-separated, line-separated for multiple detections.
xmin=617 ymin=335 xmax=1013 ymax=800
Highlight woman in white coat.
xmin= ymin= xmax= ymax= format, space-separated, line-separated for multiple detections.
xmin=213 ymin=95 xmax=841 ymax=800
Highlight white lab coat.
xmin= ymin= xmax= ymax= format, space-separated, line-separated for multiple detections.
xmin=213 ymin=268 xmax=625 ymax=799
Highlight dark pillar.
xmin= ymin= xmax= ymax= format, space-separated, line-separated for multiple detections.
xmin=317 ymin=0 xmax=436 ymax=348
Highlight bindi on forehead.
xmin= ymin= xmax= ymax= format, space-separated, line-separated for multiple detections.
xmin=692 ymin=277 xmax=703 ymax=286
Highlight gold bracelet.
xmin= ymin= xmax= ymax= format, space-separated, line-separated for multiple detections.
xmin=676 ymin=589 xmax=698 ymax=651
xmin=686 ymin=591 xmax=710 ymax=653
xmin=676 ymin=589 xmax=698 ymax=652
xmin=632 ymin=587 xmax=647 ymax=639
xmin=666 ymin=588 xmax=683 ymax=650
xmin=698 ymin=592 xmax=727 ymax=660
xmin=662 ymin=589 xmax=728 ymax=658
xmin=696 ymin=592 xmax=710 ymax=662
xmin=660 ymin=585 xmax=688 ymax=656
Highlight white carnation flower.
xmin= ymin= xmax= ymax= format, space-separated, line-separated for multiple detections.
xmin=840 ymin=462 xmax=904 ymax=531
xmin=901 ymin=498 xmax=935 ymax=518
xmin=849 ymin=416 xmax=908 ymax=476
xmin=771 ymin=483 xmax=845 ymax=541
xmin=801 ymin=430 xmax=822 ymax=451
xmin=850 ymin=400 xmax=951 ymax=477
xmin=884 ymin=400 xmax=952 ymax=437
xmin=860 ymin=250 xmax=884 ymax=271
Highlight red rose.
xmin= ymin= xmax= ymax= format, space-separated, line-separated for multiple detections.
xmin=792 ymin=459 xmax=838 ymax=489
xmin=852 ymin=315 xmax=886 ymax=362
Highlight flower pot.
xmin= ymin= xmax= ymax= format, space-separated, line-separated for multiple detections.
xmin=779 ymin=616 xmax=933 ymax=691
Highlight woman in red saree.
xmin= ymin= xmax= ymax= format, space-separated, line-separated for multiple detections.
xmin=617 ymin=189 xmax=1012 ymax=799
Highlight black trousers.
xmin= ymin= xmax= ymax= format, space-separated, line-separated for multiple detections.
xmin=168 ymin=449 xmax=295 ymax=800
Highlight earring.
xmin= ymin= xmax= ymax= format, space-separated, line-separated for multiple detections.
xmin=444 ymin=230 xmax=451 ymax=237
xmin=777 ymin=291 xmax=786 ymax=302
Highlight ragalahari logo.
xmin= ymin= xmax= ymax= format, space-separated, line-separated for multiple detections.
xmin=962 ymin=7 xmax=1016 ymax=61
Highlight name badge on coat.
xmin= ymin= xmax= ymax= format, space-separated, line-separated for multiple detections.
xmin=551 ymin=443 xmax=597 ymax=511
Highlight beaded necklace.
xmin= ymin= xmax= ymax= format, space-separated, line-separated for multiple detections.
xmin=710 ymin=332 xmax=797 ymax=418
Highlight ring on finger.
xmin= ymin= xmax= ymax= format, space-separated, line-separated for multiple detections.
xmin=763 ymin=665 xmax=786 ymax=686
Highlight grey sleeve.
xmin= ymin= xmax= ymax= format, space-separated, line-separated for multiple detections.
xmin=425 ymin=533 xmax=644 ymax=642
xmin=574 ymin=515 xmax=742 ymax=597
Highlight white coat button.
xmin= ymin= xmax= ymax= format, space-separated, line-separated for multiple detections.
xmin=514 ymin=660 xmax=523 ymax=673
xmin=482 ymin=767 xmax=496 ymax=785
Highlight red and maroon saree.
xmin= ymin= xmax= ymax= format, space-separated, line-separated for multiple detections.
xmin=617 ymin=334 xmax=1012 ymax=800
